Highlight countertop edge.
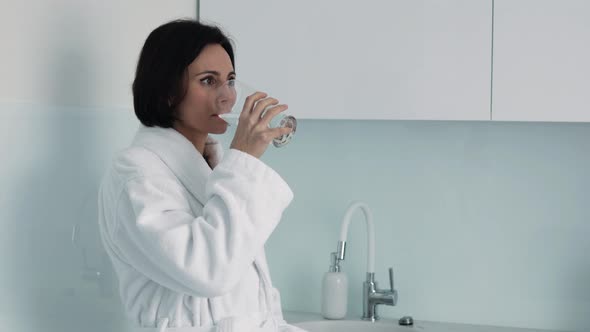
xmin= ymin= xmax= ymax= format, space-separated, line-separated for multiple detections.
xmin=283 ymin=311 xmax=575 ymax=332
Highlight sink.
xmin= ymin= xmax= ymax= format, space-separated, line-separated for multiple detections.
xmin=293 ymin=320 xmax=414 ymax=332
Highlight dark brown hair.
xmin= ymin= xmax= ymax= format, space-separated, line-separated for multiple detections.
xmin=132 ymin=19 xmax=235 ymax=127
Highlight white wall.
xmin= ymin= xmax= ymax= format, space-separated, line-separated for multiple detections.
xmin=1 ymin=0 xmax=195 ymax=108
xmin=0 ymin=1 xmax=195 ymax=331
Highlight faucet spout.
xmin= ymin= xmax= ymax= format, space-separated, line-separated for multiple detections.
xmin=338 ymin=201 xmax=375 ymax=273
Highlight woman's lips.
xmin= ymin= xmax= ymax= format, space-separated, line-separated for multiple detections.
xmin=213 ymin=114 xmax=231 ymax=125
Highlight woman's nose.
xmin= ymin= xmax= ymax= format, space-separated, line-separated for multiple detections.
xmin=217 ymin=81 xmax=236 ymax=100
xmin=216 ymin=82 xmax=237 ymax=110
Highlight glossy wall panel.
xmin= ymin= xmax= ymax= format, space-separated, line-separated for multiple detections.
xmin=0 ymin=104 xmax=138 ymax=331
xmin=1 ymin=105 xmax=590 ymax=331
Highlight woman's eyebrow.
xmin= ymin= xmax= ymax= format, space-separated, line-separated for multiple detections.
xmin=195 ymin=70 xmax=236 ymax=77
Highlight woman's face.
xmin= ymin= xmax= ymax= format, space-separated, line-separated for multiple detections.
xmin=174 ymin=44 xmax=236 ymax=136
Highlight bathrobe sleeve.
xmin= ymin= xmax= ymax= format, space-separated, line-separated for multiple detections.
xmin=111 ymin=149 xmax=293 ymax=298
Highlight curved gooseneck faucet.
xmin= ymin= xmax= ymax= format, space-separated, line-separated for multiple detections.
xmin=337 ymin=201 xmax=375 ymax=274
xmin=333 ymin=200 xmax=397 ymax=321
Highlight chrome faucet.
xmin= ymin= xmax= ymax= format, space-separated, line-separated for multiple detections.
xmin=363 ymin=268 xmax=398 ymax=321
xmin=335 ymin=201 xmax=398 ymax=322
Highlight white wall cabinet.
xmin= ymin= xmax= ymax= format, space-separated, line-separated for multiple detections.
xmin=200 ymin=0 xmax=493 ymax=121
xmin=492 ymin=0 xmax=590 ymax=122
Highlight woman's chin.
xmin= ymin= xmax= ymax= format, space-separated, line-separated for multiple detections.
xmin=210 ymin=124 xmax=229 ymax=135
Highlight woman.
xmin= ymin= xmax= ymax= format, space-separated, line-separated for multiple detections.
xmin=98 ymin=19 xmax=304 ymax=332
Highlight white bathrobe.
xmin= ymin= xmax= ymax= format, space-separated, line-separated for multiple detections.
xmin=97 ymin=125 xmax=304 ymax=332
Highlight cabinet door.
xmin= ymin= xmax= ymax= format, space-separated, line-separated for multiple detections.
xmin=493 ymin=0 xmax=590 ymax=122
xmin=200 ymin=0 xmax=492 ymax=120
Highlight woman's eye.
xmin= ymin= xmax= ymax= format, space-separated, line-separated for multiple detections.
xmin=201 ymin=77 xmax=216 ymax=86
xmin=228 ymin=79 xmax=236 ymax=87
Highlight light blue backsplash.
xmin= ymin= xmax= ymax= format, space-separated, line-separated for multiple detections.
xmin=220 ymin=118 xmax=590 ymax=331
xmin=1 ymin=104 xmax=588 ymax=331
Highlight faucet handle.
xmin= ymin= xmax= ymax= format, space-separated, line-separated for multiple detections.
xmin=389 ymin=267 xmax=399 ymax=306
xmin=388 ymin=267 xmax=395 ymax=291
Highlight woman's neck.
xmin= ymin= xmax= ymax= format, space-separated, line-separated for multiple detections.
xmin=173 ymin=123 xmax=207 ymax=155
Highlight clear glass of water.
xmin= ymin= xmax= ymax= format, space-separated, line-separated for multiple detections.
xmin=219 ymin=80 xmax=297 ymax=148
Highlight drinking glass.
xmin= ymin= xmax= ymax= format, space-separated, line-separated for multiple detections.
xmin=219 ymin=80 xmax=297 ymax=147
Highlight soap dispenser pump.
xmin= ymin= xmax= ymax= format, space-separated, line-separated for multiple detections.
xmin=321 ymin=252 xmax=348 ymax=319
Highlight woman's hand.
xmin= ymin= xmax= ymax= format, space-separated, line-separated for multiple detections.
xmin=229 ymin=91 xmax=293 ymax=159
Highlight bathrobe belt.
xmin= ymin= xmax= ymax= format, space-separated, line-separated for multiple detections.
xmin=129 ymin=315 xmax=280 ymax=332
xmin=130 ymin=261 xmax=280 ymax=332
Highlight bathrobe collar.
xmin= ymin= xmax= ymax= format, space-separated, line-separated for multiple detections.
xmin=131 ymin=125 xmax=223 ymax=205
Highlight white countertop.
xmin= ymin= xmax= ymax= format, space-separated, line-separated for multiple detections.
xmin=283 ymin=311 xmax=574 ymax=332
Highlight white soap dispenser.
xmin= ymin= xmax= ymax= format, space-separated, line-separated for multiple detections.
xmin=321 ymin=252 xmax=348 ymax=319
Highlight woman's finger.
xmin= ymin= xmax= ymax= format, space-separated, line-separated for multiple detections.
xmin=259 ymin=104 xmax=289 ymax=127
xmin=240 ymin=92 xmax=268 ymax=119
xmin=268 ymin=126 xmax=293 ymax=140
xmin=250 ymin=97 xmax=279 ymax=121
